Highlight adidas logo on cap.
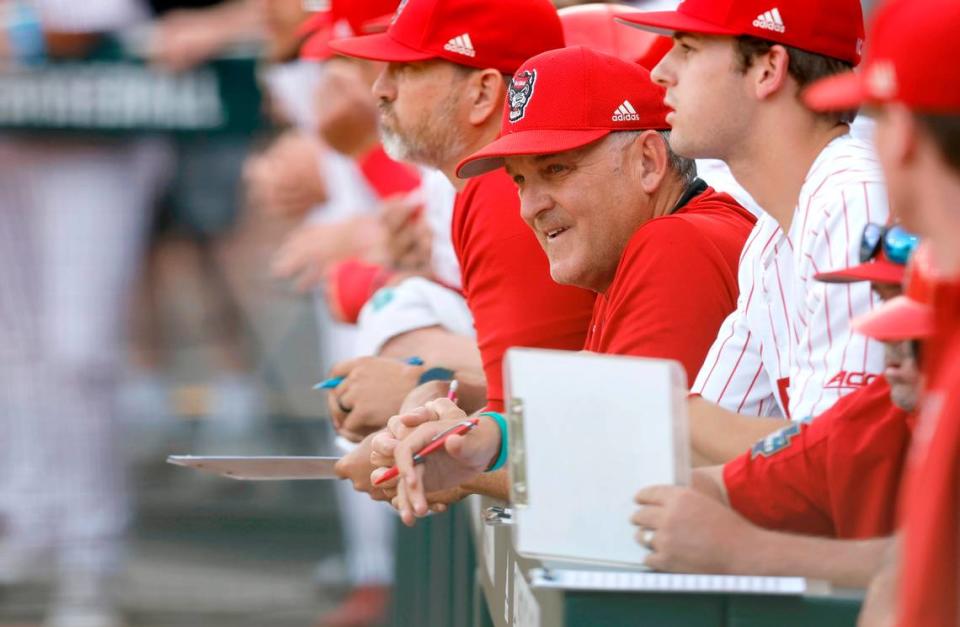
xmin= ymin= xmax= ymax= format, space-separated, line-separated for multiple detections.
xmin=443 ymin=33 xmax=476 ymax=58
xmin=752 ymin=8 xmax=786 ymax=34
xmin=612 ymin=100 xmax=640 ymax=122
xmin=867 ymin=61 xmax=898 ymax=98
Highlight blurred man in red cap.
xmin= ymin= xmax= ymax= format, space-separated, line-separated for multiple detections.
xmin=321 ymin=0 xmax=596 ymax=502
xmin=805 ymin=0 xmax=960 ymax=624
xmin=620 ymin=0 xmax=891 ymax=465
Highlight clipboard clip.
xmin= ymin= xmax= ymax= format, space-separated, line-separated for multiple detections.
xmin=482 ymin=506 xmax=514 ymax=526
xmin=507 ymin=396 xmax=529 ymax=507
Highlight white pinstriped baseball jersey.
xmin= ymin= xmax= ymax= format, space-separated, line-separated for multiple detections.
xmin=692 ymin=133 xmax=888 ymax=420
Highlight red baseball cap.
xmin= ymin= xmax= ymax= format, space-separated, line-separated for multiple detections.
xmin=333 ymin=0 xmax=400 ymax=35
xmin=327 ymin=0 xmax=564 ymax=74
xmin=814 ymin=253 xmax=906 ymax=285
xmin=853 ymin=245 xmax=938 ymax=341
xmin=300 ymin=0 xmax=400 ymax=61
xmin=456 ymin=46 xmax=670 ymax=179
xmin=299 ymin=12 xmax=347 ymax=61
xmin=617 ymin=0 xmax=864 ymax=66
xmin=559 ymin=4 xmax=672 ymax=70
xmin=805 ymin=0 xmax=960 ymax=114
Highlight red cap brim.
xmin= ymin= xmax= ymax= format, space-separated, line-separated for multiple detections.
xmin=327 ymin=32 xmax=435 ymax=63
xmin=814 ymin=258 xmax=905 ymax=285
xmin=804 ymin=71 xmax=870 ymax=111
xmin=853 ymin=295 xmax=936 ymax=341
xmin=456 ymin=128 xmax=611 ymax=178
xmin=615 ymin=10 xmax=741 ymax=38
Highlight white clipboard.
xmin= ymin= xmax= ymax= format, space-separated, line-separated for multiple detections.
xmin=503 ymin=349 xmax=690 ymax=568
xmin=167 ymin=456 xmax=341 ymax=480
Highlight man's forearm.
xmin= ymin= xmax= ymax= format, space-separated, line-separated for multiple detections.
xmin=690 ymin=466 xmax=729 ymax=504
xmin=689 ymin=396 xmax=789 ymax=465
xmin=859 ymin=537 xmax=899 ymax=626
xmin=462 ymin=468 xmax=510 ymax=501
xmin=379 ymin=325 xmax=482 ymax=366
xmin=736 ymin=532 xmax=891 ymax=588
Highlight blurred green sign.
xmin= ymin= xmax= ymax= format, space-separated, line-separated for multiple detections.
xmin=0 ymin=52 xmax=263 ymax=134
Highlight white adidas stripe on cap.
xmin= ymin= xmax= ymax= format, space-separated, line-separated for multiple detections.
xmin=612 ymin=100 xmax=640 ymax=121
xmin=752 ymin=7 xmax=786 ymax=33
xmin=443 ymin=33 xmax=477 ymax=57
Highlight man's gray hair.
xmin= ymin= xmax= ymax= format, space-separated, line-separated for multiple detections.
xmin=610 ymin=130 xmax=698 ymax=186
xmin=657 ymin=130 xmax=698 ymax=186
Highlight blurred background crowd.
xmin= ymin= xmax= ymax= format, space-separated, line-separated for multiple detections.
xmin=0 ymin=1 xmax=883 ymax=626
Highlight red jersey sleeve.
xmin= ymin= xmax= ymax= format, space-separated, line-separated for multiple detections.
xmin=357 ymin=145 xmax=421 ymax=199
xmin=897 ymin=290 xmax=960 ymax=627
xmin=451 ymin=171 xmax=595 ymax=411
xmin=584 ymin=202 xmax=749 ymax=384
xmin=723 ymin=377 xmax=910 ymax=539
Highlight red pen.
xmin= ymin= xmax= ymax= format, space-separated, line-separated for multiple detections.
xmin=373 ymin=417 xmax=479 ymax=486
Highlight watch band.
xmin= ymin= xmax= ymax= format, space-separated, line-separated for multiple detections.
xmin=417 ymin=366 xmax=455 ymax=385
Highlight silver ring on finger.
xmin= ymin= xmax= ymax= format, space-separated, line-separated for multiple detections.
xmin=640 ymin=527 xmax=656 ymax=551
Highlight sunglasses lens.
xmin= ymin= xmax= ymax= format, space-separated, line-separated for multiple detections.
xmin=884 ymin=226 xmax=920 ymax=265
xmin=860 ymin=223 xmax=884 ymax=263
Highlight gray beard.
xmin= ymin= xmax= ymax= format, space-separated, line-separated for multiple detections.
xmin=379 ymin=126 xmax=424 ymax=165
xmin=378 ymin=99 xmax=466 ymax=170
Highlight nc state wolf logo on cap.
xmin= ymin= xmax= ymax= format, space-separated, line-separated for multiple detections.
xmin=508 ymin=70 xmax=537 ymax=123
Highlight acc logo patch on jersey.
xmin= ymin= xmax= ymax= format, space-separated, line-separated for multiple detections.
xmin=508 ymin=70 xmax=537 ymax=123
xmin=825 ymin=371 xmax=878 ymax=390
xmin=750 ymin=422 xmax=803 ymax=459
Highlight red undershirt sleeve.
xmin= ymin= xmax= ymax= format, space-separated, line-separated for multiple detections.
xmin=600 ymin=217 xmax=740 ymax=383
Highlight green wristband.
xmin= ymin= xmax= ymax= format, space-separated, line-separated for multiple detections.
xmin=479 ymin=411 xmax=509 ymax=472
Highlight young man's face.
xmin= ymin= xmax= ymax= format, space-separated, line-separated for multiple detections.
xmin=503 ymin=133 xmax=653 ymax=292
xmin=651 ymin=34 xmax=755 ymax=161
xmin=872 ymin=283 xmax=921 ymax=412
xmin=372 ymin=60 xmax=468 ymax=168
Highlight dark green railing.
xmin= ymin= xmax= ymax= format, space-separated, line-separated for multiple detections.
xmin=388 ymin=497 xmax=863 ymax=627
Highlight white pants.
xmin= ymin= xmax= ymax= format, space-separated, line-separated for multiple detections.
xmin=311 ymin=292 xmax=396 ymax=586
xmin=0 ymin=137 xmax=169 ymax=577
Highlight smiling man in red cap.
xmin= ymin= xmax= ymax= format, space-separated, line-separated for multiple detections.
xmin=805 ymin=0 xmax=960 ymax=624
xmin=457 ymin=46 xmax=755 ymax=381
xmin=323 ymin=0 xmax=595 ymax=501
xmin=617 ymin=0 xmax=890 ymax=466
